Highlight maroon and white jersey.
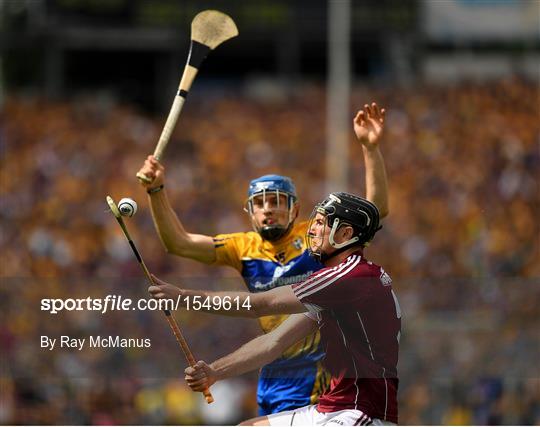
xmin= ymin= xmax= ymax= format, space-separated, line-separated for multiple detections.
xmin=291 ymin=251 xmax=401 ymax=424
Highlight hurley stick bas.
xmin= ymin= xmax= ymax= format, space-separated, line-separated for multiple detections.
xmin=137 ymin=10 xmax=238 ymax=184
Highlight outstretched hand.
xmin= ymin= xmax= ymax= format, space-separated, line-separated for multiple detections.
xmin=185 ymin=361 xmax=217 ymax=392
xmin=354 ymin=103 xmax=386 ymax=149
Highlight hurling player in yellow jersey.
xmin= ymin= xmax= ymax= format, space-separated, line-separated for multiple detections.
xmin=137 ymin=103 xmax=389 ymax=416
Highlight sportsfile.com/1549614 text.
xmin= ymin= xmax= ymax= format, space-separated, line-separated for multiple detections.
xmin=40 ymin=295 xmax=251 ymax=314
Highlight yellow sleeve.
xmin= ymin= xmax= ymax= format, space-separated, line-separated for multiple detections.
xmin=212 ymin=232 xmax=247 ymax=272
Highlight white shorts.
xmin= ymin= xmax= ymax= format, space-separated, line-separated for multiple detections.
xmin=267 ymin=404 xmax=396 ymax=426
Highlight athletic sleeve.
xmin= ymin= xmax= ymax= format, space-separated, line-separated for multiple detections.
xmin=291 ymin=255 xmax=374 ymax=309
xmin=303 ymin=303 xmax=323 ymax=321
xmin=212 ymin=232 xmax=246 ymax=272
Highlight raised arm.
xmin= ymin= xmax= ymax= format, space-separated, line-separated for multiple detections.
xmin=184 ymin=314 xmax=317 ymax=392
xmin=149 ymin=274 xmax=306 ymax=318
xmin=137 ymin=155 xmax=216 ymax=263
xmin=354 ymin=103 xmax=389 ymax=219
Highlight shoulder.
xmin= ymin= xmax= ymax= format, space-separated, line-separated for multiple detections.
xmin=351 ymin=257 xmax=384 ymax=277
xmin=292 ymin=254 xmax=362 ymax=293
xmin=317 ymin=255 xmax=387 ymax=284
xmin=214 ymin=231 xmax=259 ymax=244
xmin=350 ymin=258 xmax=393 ymax=290
xmin=212 ymin=231 xmax=261 ymax=267
xmin=213 ymin=231 xmax=261 ymax=255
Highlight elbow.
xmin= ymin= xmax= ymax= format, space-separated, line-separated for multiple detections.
xmin=165 ymin=245 xmax=181 ymax=256
xmin=155 ymin=228 xmax=191 ymax=256
xmin=161 ymin=239 xmax=185 ymax=257
xmin=162 ymin=241 xmax=175 ymax=254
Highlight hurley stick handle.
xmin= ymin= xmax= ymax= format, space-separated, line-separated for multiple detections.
xmin=164 ymin=312 xmax=214 ymax=404
xmin=136 ymin=65 xmax=199 ymax=184
xmin=153 ymin=65 xmax=198 ymax=160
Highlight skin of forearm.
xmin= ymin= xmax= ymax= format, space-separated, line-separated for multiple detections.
xmin=148 ymin=191 xmax=190 ymax=254
xmin=210 ymin=334 xmax=284 ymax=380
xmin=362 ymin=145 xmax=389 ymax=218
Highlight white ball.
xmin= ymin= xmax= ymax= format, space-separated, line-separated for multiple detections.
xmin=118 ymin=198 xmax=138 ymax=217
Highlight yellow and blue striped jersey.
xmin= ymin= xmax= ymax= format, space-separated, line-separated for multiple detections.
xmin=213 ymin=220 xmax=325 ymax=367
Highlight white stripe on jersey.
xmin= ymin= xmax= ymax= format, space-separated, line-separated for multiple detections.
xmin=358 ymin=310 xmax=389 ymax=420
xmin=383 ymin=366 xmax=388 ymax=420
xmin=357 ymin=312 xmax=375 ymax=361
xmin=296 ymin=255 xmax=361 ymax=299
xmin=294 ymin=255 xmax=358 ymax=296
xmin=336 ymin=316 xmax=360 ymax=411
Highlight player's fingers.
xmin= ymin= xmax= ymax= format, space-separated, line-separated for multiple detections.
xmin=185 ymin=373 xmax=207 ymax=385
xmin=358 ymin=111 xmax=367 ymax=126
xmin=193 ymin=383 xmax=208 ymax=391
xmin=185 ymin=378 xmax=197 ymax=387
xmin=372 ymin=102 xmax=381 ymax=119
xmin=185 ymin=376 xmax=197 ymax=385
xmin=185 ymin=372 xmax=203 ymax=381
xmin=143 ymin=163 xmax=161 ymax=178
xmin=150 ymin=274 xmax=167 ymax=287
xmin=148 ymin=285 xmax=160 ymax=294
xmin=144 ymin=158 xmax=157 ymax=170
xmin=149 ymin=156 xmax=165 ymax=172
xmin=186 ymin=374 xmax=206 ymax=384
xmin=140 ymin=167 xmax=156 ymax=180
xmin=141 ymin=159 xmax=154 ymax=171
xmin=188 ymin=380 xmax=208 ymax=391
xmin=148 ymin=288 xmax=165 ymax=299
xmin=364 ymin=103 xmax=371 ymax=116
xmin=187 ymin=383 xmax=200 ymax=392
xmin=185 ymin=367 xmax=206 ymax=381
xmin=380 ymin=108 xmax=386 ymax=122
xmin=185 ymin=361 xmax=206 ymax=376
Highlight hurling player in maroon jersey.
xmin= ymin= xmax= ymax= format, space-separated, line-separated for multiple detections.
xmin=149 ymin=189 xmax=402 ymax=426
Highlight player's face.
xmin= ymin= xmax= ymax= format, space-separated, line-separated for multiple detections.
xmin=307 ymin=212 xmax=330 ymax=252
xmin=250 ymin=192 xmax=291 ymax=229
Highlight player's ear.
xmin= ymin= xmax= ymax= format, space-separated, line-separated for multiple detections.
xmin=341 ymin=225 xmax=354 ymax=241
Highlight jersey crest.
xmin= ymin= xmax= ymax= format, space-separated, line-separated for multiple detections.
xmin=380 ymin=268 xmax=392 ymax=286
xmin=292 ymin=237 xmax=303 ymax=250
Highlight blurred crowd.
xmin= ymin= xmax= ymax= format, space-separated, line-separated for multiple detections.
xmin=1 ymin=77 xmax=539 ymax=424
